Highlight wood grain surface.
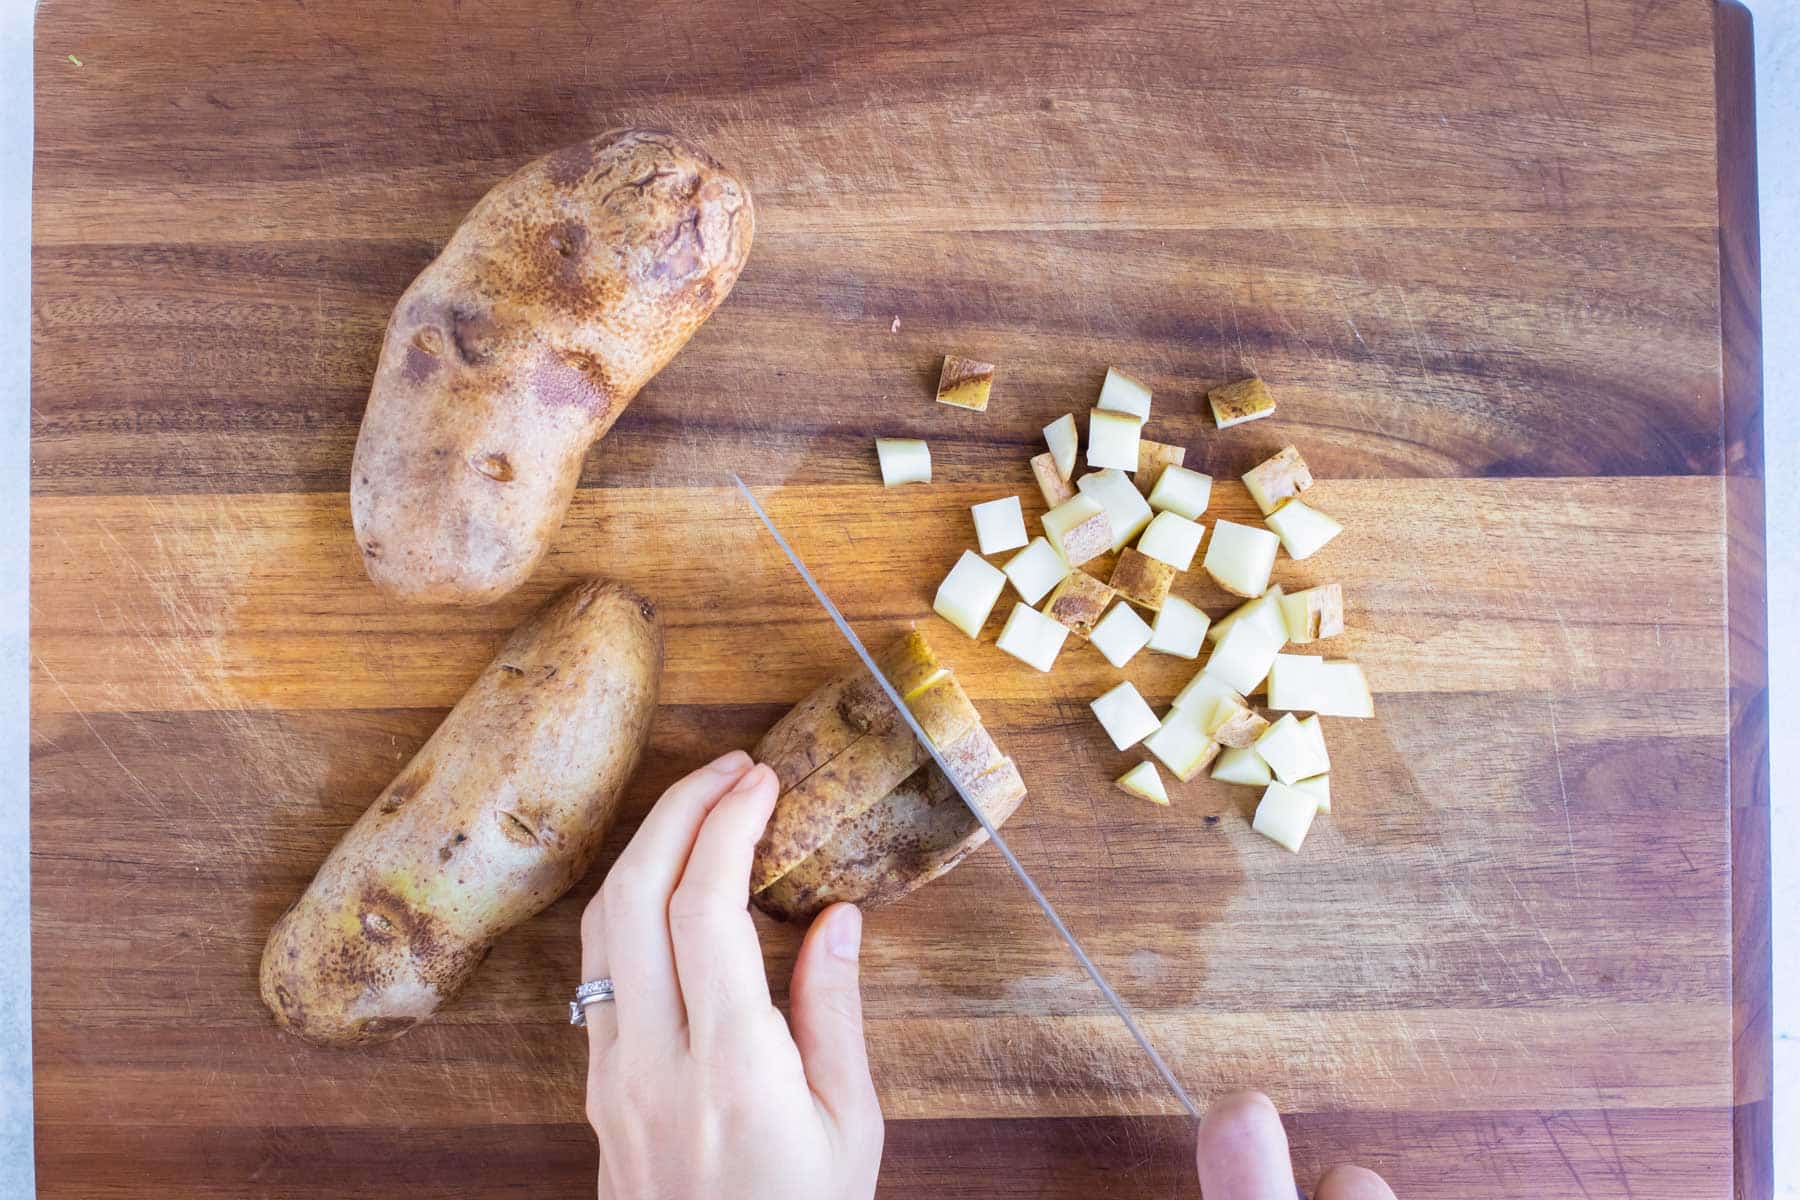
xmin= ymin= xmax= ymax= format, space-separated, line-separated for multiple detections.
xmin=30 ymin=0 xmax=1769 ymax=1196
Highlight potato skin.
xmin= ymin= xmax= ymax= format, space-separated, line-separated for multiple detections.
xmin=260 ymin=579 xmax=662 ymax=1046
xmin=352 ymin=129 xmax=754 ymax=605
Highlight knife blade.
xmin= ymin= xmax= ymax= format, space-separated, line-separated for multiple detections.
xmin=732 ymin=475 xmax=1200 ymax=1123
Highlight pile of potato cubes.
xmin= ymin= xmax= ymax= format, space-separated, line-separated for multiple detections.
xmin=879 ymin=360 xmax=1371 ymax=853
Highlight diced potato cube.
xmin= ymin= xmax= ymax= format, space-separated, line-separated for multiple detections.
xmin=1031 ymin=452 xmax=1075 ymax=508
xmin=1211 ymin=744 xmax=1272 ymax=786
xmin=1135 ymin=438 xmax=1186 ymax=494
xmin=1109 ymin=547 xmax=1175 ymax=611
xmin=1253 ymin=782 xmax=1318 ymax=851
xmin=1136 ymin=511 xmax=1205 ymax=571
xmin=1041 ymin=494 xmax=1113 ymax=567
xmin=1090 ymin=682 xmax=1160 ymax=750
xmin=1147 ymin=465 xmax=1213 ymax=520
xmin=1147 ymin=596 xmax=1210 ymax=659
xmin=1204 ymin=617 xmax=1286 ymax=694
xmin=1171 ymin=670 xmax=1244 ymax=713
xmin=995 ymin=602 xmax=1070 ymax=672
xmin=1042 ymin=571 xmax=1116 ymax=639
xmin=1208 ymin=586 xmax=1287 ymax=645
xmin=1279 ymin=584 xmax=1345 ymax=643
xmin=1096 ymin=367 xmax=1153 ymax=420
xmin=1295 ymin=774 xmax=1330 ymax=813
xmin=1002 ymin=537 xmax=1071 ymax=605
xmin=1254 ymin=713 xmax=1330 ymax=785
xmin=1043 ymin=413 xmax=1078 ymax=481
xmin=1208 ymin=377 xmax=1276 ymax=428
xmin=1266 ymin=654 xmax=1373 ymax=718
xmin=1264 ymin=498 xmax=1342 ymax=561
xmin=1242 ymin=445 xmax=1314 ymax=515
xmin=875 ymin=438 xmax=931 ymax=486
xmin=1142 ymin=705 xmax=1220 ymax=781
xmin=1202 ymin=519 xmax=1279 ymax=597
xmin=1201 ymin=696 xmax=1270 ymax=748
xmin=1090 ymin=602 xmax=1153 ymax=668
xmin=971 ymin=495 xmax=1028 ymax=556
xmin=1077 ymin=468 xmax=1153 ymax=550
xmin=932 ymin=550 xmax=1006 ymax=638
xmin=1115 ymin=760 xmax=1169 ymax=805
xmin=1087 ymin=409 xmax=1143 ymax=471
xmin=937 ymin=354 xmax=995 ymax=411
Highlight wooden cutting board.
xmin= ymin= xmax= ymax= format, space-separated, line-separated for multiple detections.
xmin=29 ymin=0 xmax=1770 ymax=1195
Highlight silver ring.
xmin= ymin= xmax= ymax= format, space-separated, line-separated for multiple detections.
xmin=568 ymin=977 xmax=615 ymax=1026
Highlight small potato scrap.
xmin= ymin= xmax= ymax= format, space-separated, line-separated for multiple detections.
xmin=937 ymin=354 xmax=996 ymax=411
xmin=1134 ymin=438 xmax=1187 ymax=494
xmin=750 ymin=631 xmax=1027 ymax=921
xmin=1209 ymin=377 xmax=1277 ymax=429
xmin=1242 ymin=445 xmax=1314 ymax=514
xmin=1043 ymin=571 xmax=1117 ymax=639
xmin=1031 ymin=452 xmax=1076 ymax=508
xmin=1109 ymin=547 xmax=1175 ymax=611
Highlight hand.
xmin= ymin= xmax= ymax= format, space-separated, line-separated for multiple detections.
xmin=580 ymin=750 xmax=884 ymax=1200
xmin=1198 ymin=1091 xmax=1396 ymax=1199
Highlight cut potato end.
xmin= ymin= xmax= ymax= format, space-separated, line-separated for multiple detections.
xmin=1203 ymin=616 xmax=1286 ymax=695
xmin=1077 ymin=468 xmax=1153 ymax=551
xmin=905 ymin=672 xmax=983 ymax=750
xmin=1147 ymin=595 xmax=1210 ymax=659
xmin=995 ymin=602 xmax=1070 ymax=672
xmin=1171 ymin=670 xmax=1244 ymax=714
xmin=1253 ymin=782 xmax=1318 ymax=851
xmin=1108 ymin=547 xmax=1175 ymax=611
xmin=1031 ymin=452 xmax=1075 ymax=509
xmin=1042 ymin=570 xmax=1116 ymax=640
xmin=1201 ymin=696 xmax=1271 ymax=749
xmin=877 ymin=629 xmax=948 ymax=700
xmin=1136 ymin=510 xmax=1205 ymax=571
xmin=1142 ymin=705 xmax=1220 ymax=782
xmin=1147 ymin=464 xmax=1213 ymax=521
xmin=1090 ymin=602 xmax=1153 ymax=668
xmin=932 ymin=550 xmax=1006 ymax=638
xmin=1090 ymin=681 xmax=1161 ymax=751
xmin=875 ymin=438 xmax=931 ymax=486
xmin=1086 ymin=409 xmax=1143 ymax=471
xmin=1265 ymin=498 xmax=1343 ymax=561
xmin=937 ymin=354 xmax=995 ymax=411
xmin=1042 ymin=494 xmax=1113 ymax=568
xmin=1043 ymin=413 xmax=1078 ymax=481
xmin=1212 ymin=744 xmax=1272 ymax=786
xmin=1279 ymin=584 xmax=1345 ymax=643
xmin=1254 ymin=713 xmax=1331 ymax=785
xmin=1295 ymin=774 xmax=1330 ymax=813
xmin=1202 ymin=519 xmax=1279 ymax=597
xmin=1208 ymin=377 xmax=1276 ymax=428
xmin=1002 ymin=537 xmax=1071 ymax=606
xmin=1135 ymin=438 xmax=1186 ymax=494
xmin=1096 ymin=367 xmax=1153 ymax=420
xmin=971 ymin=495 xmax=1028 ymax=556
xmin=1242 ymin=445 xmax=1314 ymax=515
xmin=1266 ymin=654 xmax=1373 ymax=718
xmin=1115 ymin=760 xmax=1169 ymax=806
xmin=1207 ymin=585 xmax=1287 ymax=645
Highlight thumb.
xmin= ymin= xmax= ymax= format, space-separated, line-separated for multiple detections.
xmin=790 ymin=902 xmax=880 ymax=1132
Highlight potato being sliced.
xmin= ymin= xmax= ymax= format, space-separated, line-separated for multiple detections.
xmin=1031 ymin=452 xmax=1075 ymax=508
xmin=1135 ymin=439 xmax=1186 ymax=494
xmin=875 ymin=438 xmax=931 ymax=486
xmin=1208 ymin=377 xmax=1276 ymax=428
xmin=1242 ymin=445 xmax=1314 ymax=515
xmin=937 ymin=354 xmax=995 ymax=411
xmin=1042 ymin=494 xmax=1113 ymax=567
xmin=1279 ymin=584 xmax=1345 ymax=643
xmin=1043 ymin=413 xmax=1079 ymax=481
xmin=1116 ymin=761 xmax=1169 ymax=805
xmin=1043 ymin=571 xmax=1116 ymax=640
xmin=1109 ymin=547 xmax=1176 ymax=611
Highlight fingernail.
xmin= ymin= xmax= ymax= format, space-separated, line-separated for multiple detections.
xmin=712 ymin=749 xmax=752 ymax=774
xmin=825 ymin=905 xmax=862 ymax=961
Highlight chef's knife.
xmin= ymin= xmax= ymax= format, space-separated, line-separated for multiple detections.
xmin=732 ymin=475 xmax=1201 ymax=1123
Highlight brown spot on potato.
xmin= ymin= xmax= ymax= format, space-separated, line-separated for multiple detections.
xmin=379 ymin=765 xmax=431 ymax=814
xmin=497 ymin=663 xmax=525 ymax=680
xmin=533 ymin=349 xmax=612 ymax=417
xmin=547 ymin=220 xmax=586 ymax=260
xmin=402 ymin=342 xmax=440 ymax=385
xmin=361 ymin=539 xmax=382 ymax=561
xmin=472 ymin=452 xmax=515 ymax=483
xmin=448 ymin=305 xmax=497 ymax=366
xmin=648 ymin=212 xmax=705 ymax=283
xmin=497 ymin=809 xmax=539 ymax=846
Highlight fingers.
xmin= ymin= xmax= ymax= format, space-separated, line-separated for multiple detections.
xmin=601 ymin=750 xmax=754 ymax=1038
xmin=1316 ymin=1165 xmax=1398 ymax=1200
xmin=1195 ymin=1091 xmax=1297 ymax=1200
xmin=667 ymin=763 xmax=781 ymax=1048
xmin=790 ymin=903 xmax=881 ymax=1136
xmin=578 ymin=888 xmax=618 ymax=1055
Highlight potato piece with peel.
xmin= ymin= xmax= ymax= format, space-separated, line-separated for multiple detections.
xmin=1043 ymin=571 xmax=1117 ymax=639
xmin=1109 ymin=547 xmax=1175 ymax=611
xmin=937 ymin=354 xmax=996 ymax=411
xmin=1280 ymin=584 xmax=1345 ymax=643
xmin=1242 ymin=446 xmax=1314 ymax=515
xmin=1135 ymin=439 xmax=1186 ymax=494
xmin=749 ymin=632 xmax=1026 ymax=920
xmin=1031 ymin=452 xmax=1075 ymax=508
xmin=1208 ymin=377 xmax=1276 ymax=428
xmin=260 ymin=579 xmax=663 ymax=1045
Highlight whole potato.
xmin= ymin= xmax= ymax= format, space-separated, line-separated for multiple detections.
xmin=260 ymin=578 xmax=662 ymax=1045
xmin=750 ymin=631 xmax=1027 ymax=921
xmin=352 ymin=129 xmax=754 ymax=605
